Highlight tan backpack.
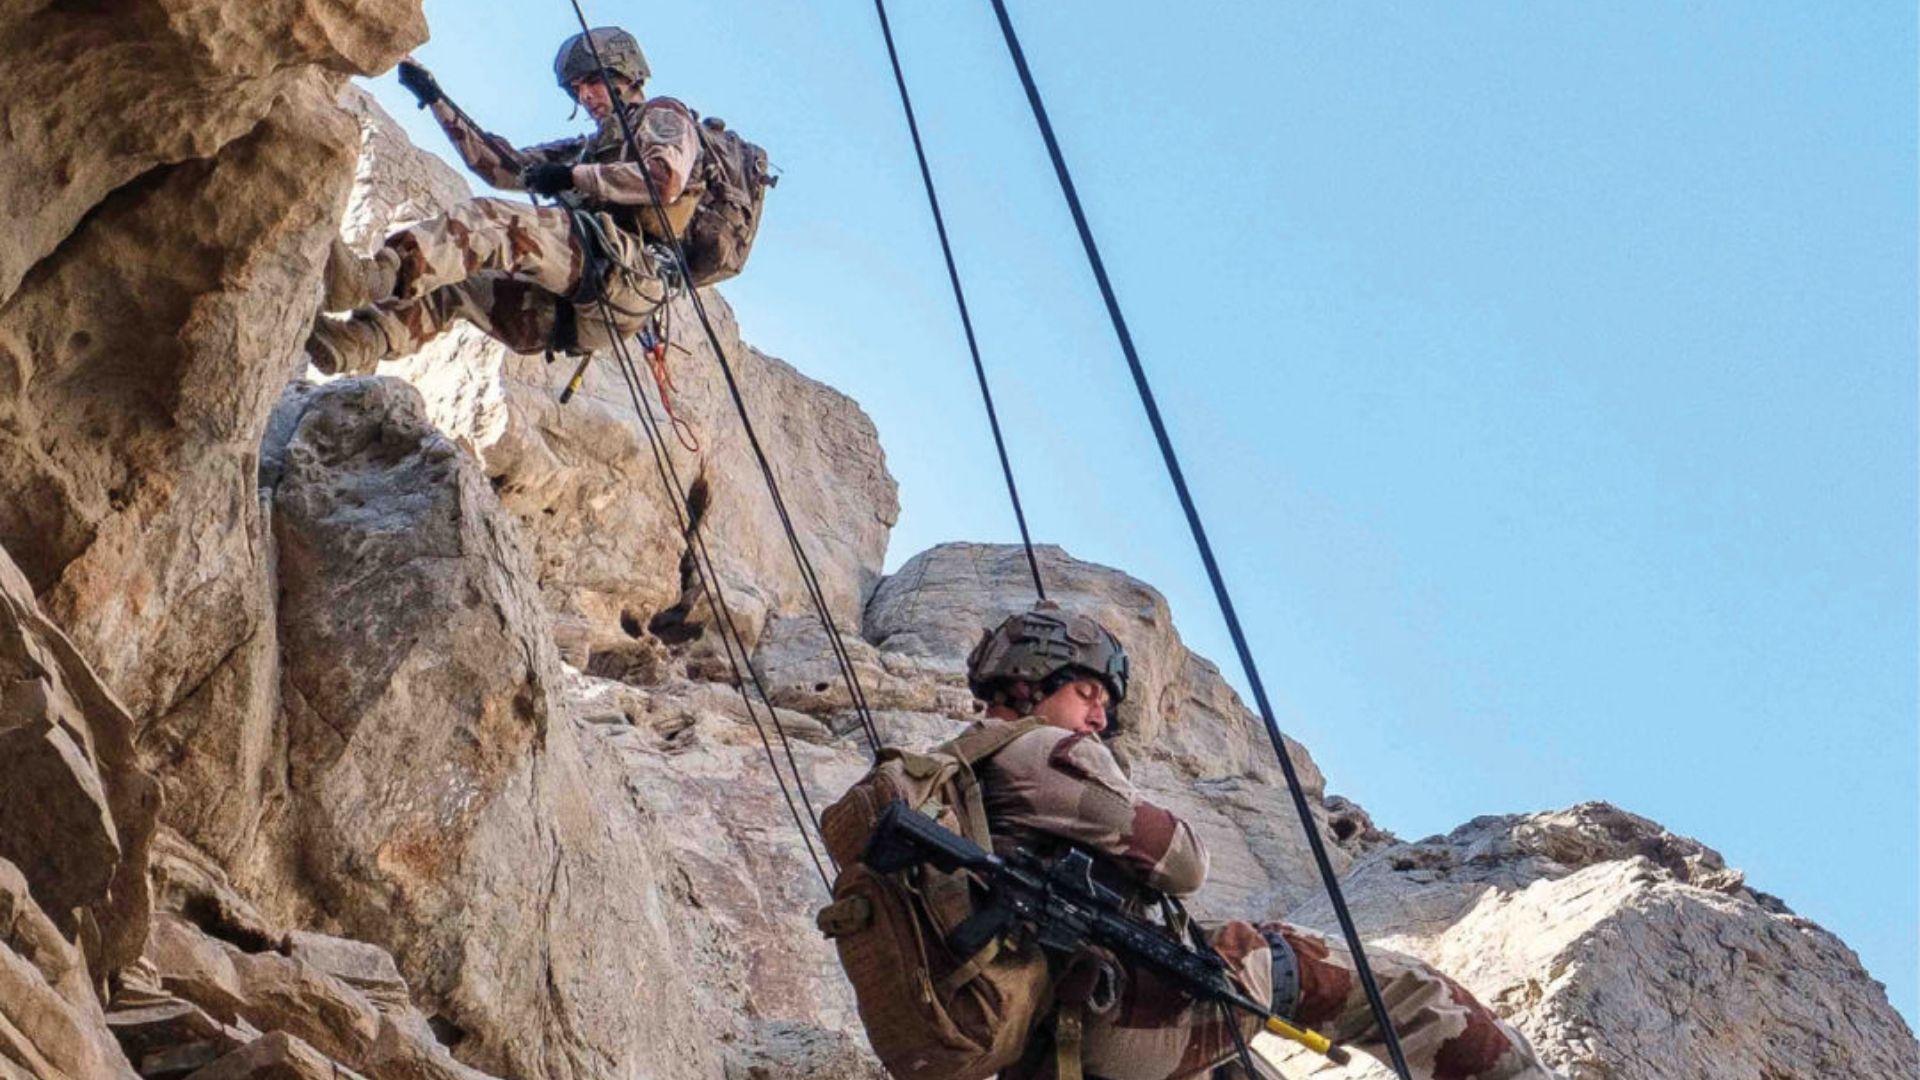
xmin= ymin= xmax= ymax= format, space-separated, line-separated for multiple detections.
xmin=817 ymin=720 xmax=1052 ymax=1080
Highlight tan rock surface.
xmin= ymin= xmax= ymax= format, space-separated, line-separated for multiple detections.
xmin=261 ymin=377 xmax=719 ymax=1080
xmin=0 ymin=78 xmax=362 ymax=875
xmin=1269 ymin=805 xmax=1919 ymax=1079
xmin=0 ymin=0 xmax=423 ymax=303
xmin=0 ymin=857 xmax=138 ymax=1079
xmin=0 ymin=543 xmax=158 ymax=978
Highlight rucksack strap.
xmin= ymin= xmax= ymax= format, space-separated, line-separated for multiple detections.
xmin=942 ymin=717 xmax=1045 ymax=767
xmin=939 ymin=718 xmax=1045 ymax=846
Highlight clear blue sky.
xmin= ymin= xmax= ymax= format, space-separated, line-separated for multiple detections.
xmin=368 ymin=2 xmax=1916 ymax=1023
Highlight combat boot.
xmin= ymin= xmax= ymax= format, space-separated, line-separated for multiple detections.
xmin=305 ymin=313 xmax=394 ymax=376
xmin=320 ymin=238 xmax=400 ymax=311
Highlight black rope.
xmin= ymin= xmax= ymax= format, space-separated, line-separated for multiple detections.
xmin=986 ymin=4 xmax=1415 ymax=1077
xmin=586 ymin=283 xmax=836 ymax=893
xmin=564 ymin=0 xmax=885 ymax=757
xmin=871 ymin=0 xmax=1045 ymax=602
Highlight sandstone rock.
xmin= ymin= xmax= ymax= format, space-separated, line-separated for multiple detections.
xmin=145 ymin=909 xmax=500 ymax=1080
xmin=1322 ymin=796 xmax=1396 ymax=857
xmin=0 ymin=543 xmax=158 ymax=976
xmin=145 ymin=914 xmax=254 ymax=1026
xmin=0 ymin=0 xmax=424 ymax=303
xmin=0 ymin=857 xmax=137 ymax=1078
xmin=1273 ymin=805 xmax=1920 ymax=1080
xmin=283 ymin=932 xmax=410 ymax=1010
xmin=0 ymin=78 xmax=363 ymax=876
xmin=584 ymin=674 xmax=877 ymax=1077
xmin=221 ymin=951 xmax=383 ymax=1067
xmin=105 ymin=997 xmax=251 ymax=1078
xmin=264 ymin=377 xmax=717 ymax=1079
xmin=183 ymin=1030 xmax=368 ymax=1080
xmin=149 ymin=831 xmax=282 ymax=958
xmin=751 ymin=612 xmax=974 ymax=722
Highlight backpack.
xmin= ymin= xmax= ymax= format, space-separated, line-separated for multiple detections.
xmin=817 ymin=720 xmax=1052 ymax=1080
xmin=682 ymin=114 xmax=774 ymax=286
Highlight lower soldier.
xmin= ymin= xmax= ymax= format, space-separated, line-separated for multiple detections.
xmin=962 ymin=603 xmax=1557 ymax=1080
xmin=306 ymin=26 xmax=696 ymax=375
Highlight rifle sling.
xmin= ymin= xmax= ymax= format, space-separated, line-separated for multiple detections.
xmin=936 ymin=935 xmax=1002 ymax=997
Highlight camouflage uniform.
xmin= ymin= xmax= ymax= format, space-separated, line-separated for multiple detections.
xmin=976 ymin=723 xmax=1554 ymax=1080
xmin=333 ymin=96 xmax=700 ymax=364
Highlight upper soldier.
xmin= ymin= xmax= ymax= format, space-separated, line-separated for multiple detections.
xmin=305 ymin=28 xmax=700 ymax=375
xmin=960 ymin=602 xmax=1558 ymax=1080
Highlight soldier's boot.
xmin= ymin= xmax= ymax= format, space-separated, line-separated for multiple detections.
xmin=320 ymin=238 xmax=401 ymax=311
xmin=304 ymin=312 xmax=394 ymax=376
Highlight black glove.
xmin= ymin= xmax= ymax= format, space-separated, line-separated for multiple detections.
xmin=396 ymin=59 xmax=442 ymax=108
xmin=522 ymin=162 xmax=576 ymax=195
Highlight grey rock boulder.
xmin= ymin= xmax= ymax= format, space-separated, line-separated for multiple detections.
xmin=1272 ymin=805 xmax=1920 ymax=1080
xmin=263 ymin=377 xmax=719 ymax=1080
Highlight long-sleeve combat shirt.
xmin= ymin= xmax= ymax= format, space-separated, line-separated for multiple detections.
xmin=426 ymin=96 xmax=702 ymax=210
xmin=978 ymin=724 xmax=1209 ymax=899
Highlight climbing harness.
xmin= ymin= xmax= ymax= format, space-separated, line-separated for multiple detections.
xmin=869 ymin=3 xmax=1416 ymax=1074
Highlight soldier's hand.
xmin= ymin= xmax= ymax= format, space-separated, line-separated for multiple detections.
xmin=522 ymin=163 xmax=576 ymax=195
xmin=396 ymin=59 xmax=442 ymax=108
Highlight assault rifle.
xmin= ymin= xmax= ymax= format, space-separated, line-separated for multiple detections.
xmin=863 ymin=800 xmax=1349 ymax=1065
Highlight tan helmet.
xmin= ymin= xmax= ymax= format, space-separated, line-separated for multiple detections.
xmin=967 ymin=602 xmax=1130 ymax=718
xmin=554 ymin=27 xmax=650 ymax=95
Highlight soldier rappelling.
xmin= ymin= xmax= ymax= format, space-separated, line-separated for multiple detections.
xmin=306 ymin=27 xmax=772 ymax=377
xmin=820 ymin=603 xmax=1558 ymax=1080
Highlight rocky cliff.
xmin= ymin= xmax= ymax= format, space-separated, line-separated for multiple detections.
xmin=0 ymin=4 xmax=1912 ymax=1079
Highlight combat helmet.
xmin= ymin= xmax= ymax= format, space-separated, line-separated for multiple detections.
xmin=967 ymin=602 xmax=1130 ymax=727
xmin=554 ymin=27 xmax=650 ymax=94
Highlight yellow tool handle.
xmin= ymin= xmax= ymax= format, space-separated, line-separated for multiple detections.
xmin=1263 ymin=1017 xmax=1349 ymax=1064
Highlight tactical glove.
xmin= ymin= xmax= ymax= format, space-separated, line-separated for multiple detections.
xmin=522 ymin=163 xmax=576 ymax=195
xmin=396 ymin=59 xmax=442 ymax=108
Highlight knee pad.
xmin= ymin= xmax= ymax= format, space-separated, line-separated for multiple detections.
xmin=1261 ymin=927 xmax=1301 ymax=1020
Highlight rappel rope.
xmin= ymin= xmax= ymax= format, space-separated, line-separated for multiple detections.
xmin=870 ymin=0 xmax=1047 ymax=602
xmin=868 ymin=6 xmax=1263 ymax=1074
xmin=547 ymin=6 xmax=1410 ymax=1071
xmin=560 ymin=0 xmax=886 ymax=764
xmin=983 ymin=4 xmax=1416 ymax=1076
xmin=558 ymin=223 xmax=835 ymax=888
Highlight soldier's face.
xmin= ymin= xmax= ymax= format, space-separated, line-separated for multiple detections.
xmin=571 ymin=78 xmax=625 ymax=122
xmin=1033 ymin=677 xmax=1111 ymax=738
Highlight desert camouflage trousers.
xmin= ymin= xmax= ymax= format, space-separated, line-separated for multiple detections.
xmin=1027 ymin=920 xmax=1554 ymax=1080
xmin=361 ymin=196 xmax=667 ymax=357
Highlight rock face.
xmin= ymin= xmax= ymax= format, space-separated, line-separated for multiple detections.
xmin=1267 ymin=805 xmax=1919 ymax=1080
xmin=0 ymin=0 xmax=426 ymax=302
xmin=0 ymin=4 xmax=1912 ymax=1080
xmin=0 ymin=546 xmax=148 ymax=1079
